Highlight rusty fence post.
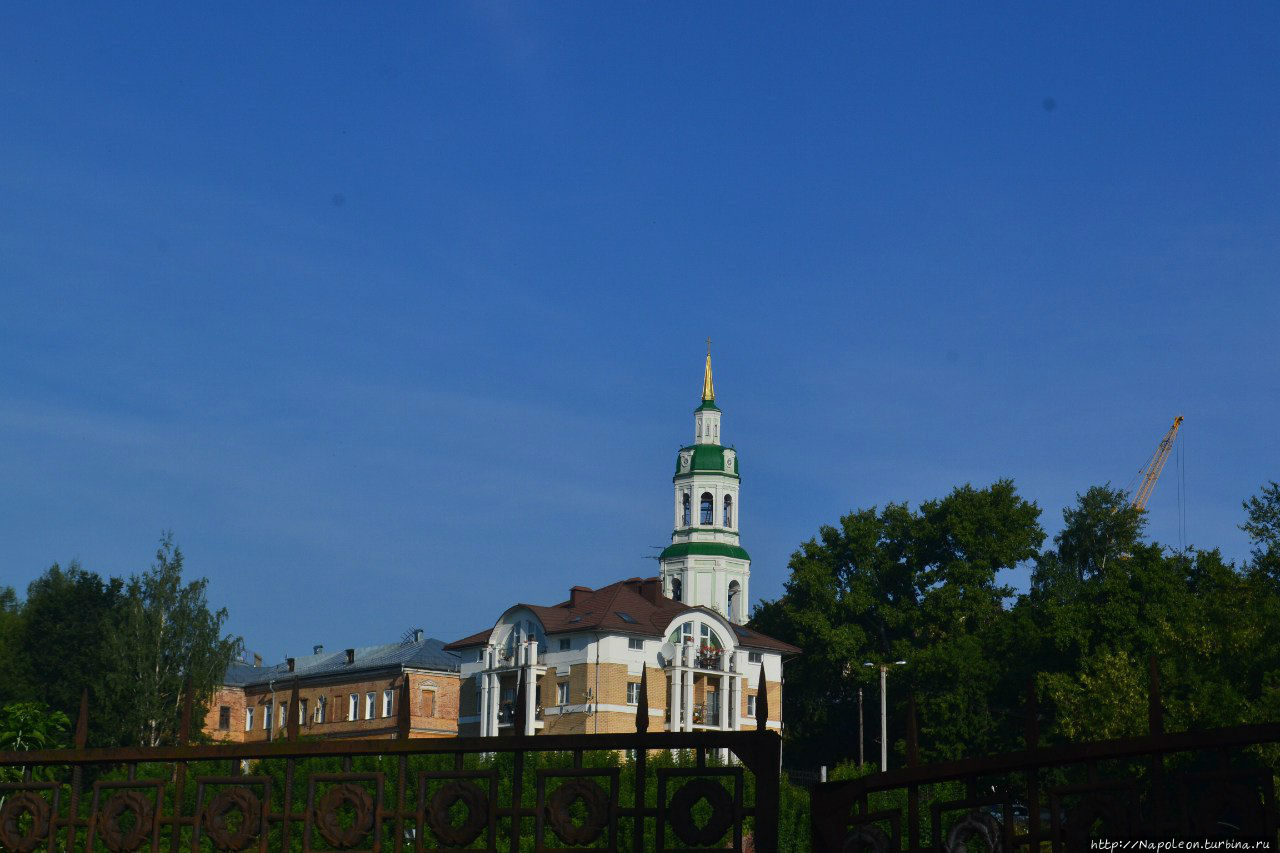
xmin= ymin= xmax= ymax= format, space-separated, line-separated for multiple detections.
xmin=399 ymin=675 xmax=412 ymax=739
xmin=1025 ymin=676 xmax=1042 ymax=845
xmin=287 ymin=678 xmax=300 ymax=741
xmin=752 ymin=669 xmax=780 ymax=853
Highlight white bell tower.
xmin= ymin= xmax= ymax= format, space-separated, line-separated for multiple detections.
xmin=659 ymin=346 xmax=751 ymax=624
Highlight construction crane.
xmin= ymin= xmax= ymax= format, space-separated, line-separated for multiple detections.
xmin=1130 ymin=416 xmax=1184 ymax=511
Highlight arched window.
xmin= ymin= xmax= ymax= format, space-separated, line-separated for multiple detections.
xmin=682 ymin=493 xmax=691 ymax=527
xmin=700 ymin=492 xmax=713 ymax=525
xmin=727 ymin=580 xmax=741 ymax=622
xmin=672 ymin=577 xmax=682 ymax=602
xmin=723 ymin=495 xmax=733 ymax=527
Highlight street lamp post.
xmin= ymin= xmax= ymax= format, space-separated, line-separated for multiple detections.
xmin=863 ymin=660 xmax=907 ymax=772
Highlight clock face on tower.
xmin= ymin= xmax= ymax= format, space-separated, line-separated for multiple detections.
xmin=679 ymin=451 xmax=692 ymax=473
xmin=723 ymin=450 xmax=735 ymax=472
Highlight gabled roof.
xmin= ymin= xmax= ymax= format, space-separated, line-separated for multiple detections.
xmin=444 ymin=577 xmax=800 ymax=655
xmin=223 ymin=636 xmax=461 ymax=688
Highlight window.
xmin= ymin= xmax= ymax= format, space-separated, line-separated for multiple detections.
xmin=365 ymin=692 xmax=376 ymax=720
xmin=263 ymin=701 xmax=272 ymax=730
xmin=559 ymin=638 xmax=571 ymax=651
xmin=299 ymin=699 xmax=308 ymax=725
xmin=682 ymin=493 xmax=691 ymax=526
xmin=616 ymin=611 xmax=637 ymax=623
xmin=218 ymin=706 xmax=230 ymax=730
xmin=557 ymin=682 xmax=569 ymax=705
xmin=700 ymin=492 xmax=713 ymax=525
xmin=672 ymin=577 xmax=682 ymax=602
xmin=279 ymin=702 xmax=288 ymax=729
xmin=383 ymin=689 xmax=394 ymax=718
xmin=349 ymin=693 xmax=359 ymax=721
xmin=728 ymin=580 xmax=741 ymax=622
xmin=748 ymin=651 xmax=763 ymax=664
xmin=746 ymin=695 xmax=757 ymax=718
xmin=628 ymin=637 xmax=644 ymax=651
xmin=708 ymin=688 xmax=720 ymax=720
xmin=315 ymin=697 xmax=326 ymax=723
xmin=421 ymin=688 xmax=436 ymax=717
xmin=723 ymin=494 xmax=733 ymax=527
xmin=245 ymin=707 xmax=254 ymax=731
xmin=627 ymin=682 xmax=640 ymax=705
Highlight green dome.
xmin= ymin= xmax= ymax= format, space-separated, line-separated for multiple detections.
xmin=673 ymin=444 xmax=739 ymax=479
xmin=659 ymin=542 xmax=751 ymax=561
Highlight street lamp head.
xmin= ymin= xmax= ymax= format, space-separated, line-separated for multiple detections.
xmin=894 ymin=660 xmax=907 ymax=665
xmin=862 ymin=662 xmax=874 ymax=667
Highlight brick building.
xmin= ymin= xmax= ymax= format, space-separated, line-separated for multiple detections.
xmin=203 ymin=630 xmax=461 ymax=741
xmin=446 ymin=352 xmax=799 ymax=738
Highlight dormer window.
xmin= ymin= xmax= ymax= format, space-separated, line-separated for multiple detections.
xmin=700 ymin=492 xmax=713 ymax=525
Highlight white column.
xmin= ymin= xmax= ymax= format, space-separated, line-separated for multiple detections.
xmin=729 ymin=652 xmax=742 ymax=731
xmin=524 ymin=640 xmax=538 ymax=736
xmin=682 ymin=644 xmax=695 ymax=732
xmin=487 ymin=672 xmax=500 ymax=737
xmin=478 ymin=671 xmax=490 ymax=737
xmin=669 ymin=667 xmax=681 ymax=732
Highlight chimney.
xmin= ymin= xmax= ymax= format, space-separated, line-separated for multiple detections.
xmin=287 ymin=657 xmax=296 ymax=672
xmin=639 ymin=578 xmax=661 ymax=604
xmin=253 ymin=653 xmax=262 ymax=668
xmin=313 ymin=645 xmax=324 ymax=655
xmin=412 ymin=629 xmax=423 ymax=643
xmin=345 ymin=648 xmax=356 ymax=665
xmin=569 ymin=586 xmax=592 ymax=608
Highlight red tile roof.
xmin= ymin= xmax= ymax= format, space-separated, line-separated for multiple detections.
xmin=444 ymin=576 xmax=800 ymax=655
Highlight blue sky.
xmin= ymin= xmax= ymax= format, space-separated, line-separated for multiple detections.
xmin=2 ymin=4 xmax=1276 ymax=662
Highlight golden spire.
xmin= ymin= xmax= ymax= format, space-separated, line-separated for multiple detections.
xmin=702 ymin=338 xmax=715 ymax=401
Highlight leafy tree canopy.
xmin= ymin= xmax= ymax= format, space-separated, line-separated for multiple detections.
xmin=755 ymin=479 xmax=1280 ymax=770
xmin=1 ymin=535 xmax=241 ymax=748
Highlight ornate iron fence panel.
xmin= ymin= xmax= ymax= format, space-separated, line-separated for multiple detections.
xmin=0 ymin=675 xmax=781 ymax=852
xmin=811 ymin=662 xmax=1280 ymax=852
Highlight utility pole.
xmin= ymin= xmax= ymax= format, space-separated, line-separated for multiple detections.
xmin=857 ymin=687 xmax=864 ymax=769
xmin=878 ymin=666 xmax=887 ymax=772
xmin=864 ymin=660 xmax=907 ymax=772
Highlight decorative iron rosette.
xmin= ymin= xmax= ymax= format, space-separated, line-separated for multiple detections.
xmin=545 ymin=778 xmax=611 ymax=846
xmin=202 ymin=786 xmax=263 ymax=851
xmin=1189 ymin=779 xmax=1267 ymax=836
xmin=668 ymin=778 xmax=734 ymax=847
xmin=842 ymin=824 xmax=891 ymax=853
xmin=425 ymin=780 xmax=489 ymax=847
xmin=0 ymin=792 xmax=52 ymax=853
xmin=945 ymin=810 xmax=1003 ymax=853
xmin=314 ymin=783 xmax=375 ymax=849
xmin=97 ymin=790 xmax=155 ymax=852
xmin=1063 ymin=794 xmax=1131 ymax=849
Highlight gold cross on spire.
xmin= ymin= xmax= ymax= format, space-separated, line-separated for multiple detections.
xmin=702 ymin=340 xmax=715 ymax=402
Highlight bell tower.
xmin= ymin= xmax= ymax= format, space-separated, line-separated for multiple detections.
xmin=659 ymin=346 xmax=751 ymax=624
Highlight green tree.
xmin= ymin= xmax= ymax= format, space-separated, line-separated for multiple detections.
xmin=1242 ymin=480 xmax=1280 ymax=577
xmin=751 ymin=480 xmax=1044 ymax=766
xmin=12 ymin=562 xmax=128 ymax=746
xmin=0 ymin=701 xmax=71 ymax=784
xmin=110 ymin=534 xmax=242 ymax=747
xmin=1023 ymin=483 xmax=1280 ymax=743
xmin=0 ymin=586 xmax=23 ymax=706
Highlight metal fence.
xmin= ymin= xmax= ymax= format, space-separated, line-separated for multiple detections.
xmin=811 ymin=657 xmax=1280 ymax=852
xmin=0 ymin=669 xmax=781 ymax=852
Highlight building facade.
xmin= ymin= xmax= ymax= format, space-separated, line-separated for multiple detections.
xmin=446 ymin=354 xmax=797 ymax=738
xmin=203 ymin=631 xmax=462 ymax=742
